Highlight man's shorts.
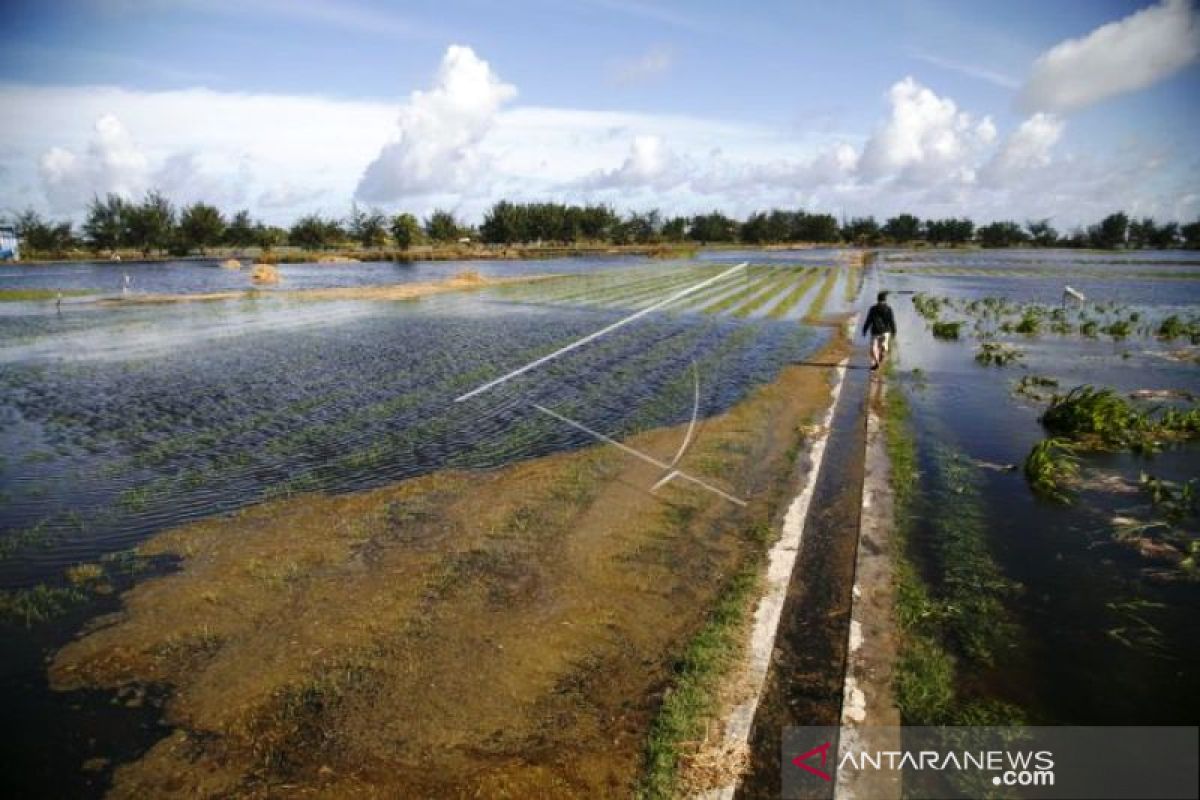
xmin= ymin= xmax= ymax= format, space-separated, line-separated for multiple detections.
xmin=872 ymin=332 xmax=890 ymax=352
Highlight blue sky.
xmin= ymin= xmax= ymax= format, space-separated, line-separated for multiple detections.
xmin=1 ymin=0 xmax=1198 ymax=226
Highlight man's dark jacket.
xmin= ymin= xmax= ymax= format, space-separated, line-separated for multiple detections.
xmin=862 ymin=302 xmax=896 ymax=337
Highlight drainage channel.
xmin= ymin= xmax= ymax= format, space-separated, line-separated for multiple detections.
xmin=736 ymin=339 xmax=872 ymax=799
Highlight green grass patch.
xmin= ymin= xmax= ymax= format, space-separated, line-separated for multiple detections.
xmin=930 ymin=320 xmax=963 ymax=340
xmin=0 ymin=584 xmax=88 ymax=626
xmin=1023 ymin=438 xmax=1079 ymax=503
xmin=638 ymin=566 xmax=758 ymax=800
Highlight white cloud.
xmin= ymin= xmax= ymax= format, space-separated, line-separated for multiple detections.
xmin=577 ymin=135 xmax=687 ymax=190
xmin=355 ymin=45 xmax=517 ymax=202
xmin=609 ymin=44 xmax=675 ymax=85
xmin=858 ymin=77 xmax=996 ymax=186
xmin=1020 ymin=0 xmax=1200 ymax=113
xmin=980 ymin=112 xmax=1064 ymax=186
xmin=39 ymin=113 xmax=150 ymax=211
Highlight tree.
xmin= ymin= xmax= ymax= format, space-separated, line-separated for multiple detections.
xmin=662 ymin=216 xmax=688 ymax=242
xmin=83 ymin=193 xmax=129 ymax=253
xmin=1025 ymin=219 xmax=1058 ymax=247
xmin=347 ymin=203 xmax=389 ymax=248
xmin=1182 ymin=219 xmax=1200 ymax=250
xmin=688 ymin=211 xmax=737 ymax=243
xmin=178 ymin=202 xmax=226 ymax=254
xmin=255 ymin=224 xmax=286 ymax=252
xmin=125 ymin=191 xmax=175 ymax=255
xmin=391 ymin=213 xmax=421 ymax=250
xmin=425 ymin=210 xmax=461 ymax=243
xmin=1148 ymin=221 xmax=1179 ymax=249
xmin=882 ymin=214 xmax=921 ymax=243
xmin=842 ymin=216 xmax=880 ymax=246
xmin=15 ymin=209 xmax=74 ymax=254
xmin=480 ymin=201 xmax=520 ymax=244
xmin=1091 ymin=212 xmax=1129 ymax=249
xmin=977 ymin=220 xmax=1027 ymax=248
xmin=225 ymin=210 xmax=257 ymax=250
xmin=289 ymin=214 xmax=332 ymax=250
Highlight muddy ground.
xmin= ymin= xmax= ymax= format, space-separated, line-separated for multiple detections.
xmin=50 ymin=331 xmax=849 ymax=798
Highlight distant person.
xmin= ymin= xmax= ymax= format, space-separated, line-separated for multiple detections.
xmin=862 ymin=290 xmax=896 ymax=371
xmin=123 ymin=273 xmax=131 ymax=295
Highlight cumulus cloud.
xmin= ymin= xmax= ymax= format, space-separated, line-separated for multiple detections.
xmin=577 ymin=135 xmax=687 ymax=190
xmin=858 ymin=77 xmax=995 ymax=186
xmin=1019 ymin=0 xmax=1200 ymax=113
xmin=979 ymin=112 xmax=1064 ymax=186
xmin=608 ymin=44 xmax=675 ymax=85
xmin=39 ymin=113 xmax=150 ymax=211
xmin=355 ymin=45 xmax=517 ymax=202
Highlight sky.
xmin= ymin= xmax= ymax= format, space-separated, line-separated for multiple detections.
xmin=1 ymin=0 xmax=1198 ymax=228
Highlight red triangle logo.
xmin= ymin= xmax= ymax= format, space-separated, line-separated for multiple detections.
xmin=791 ymin=741 xmax=833 ymax=781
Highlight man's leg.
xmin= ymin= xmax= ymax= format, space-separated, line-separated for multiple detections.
xmin=870 ymin=336 xmax=881 ymax=369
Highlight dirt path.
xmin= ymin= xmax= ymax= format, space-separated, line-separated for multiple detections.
xmin=49 ymin=333 xmax=849 ymax=798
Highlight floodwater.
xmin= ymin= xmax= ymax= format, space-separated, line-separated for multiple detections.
xmin=0 ymin=254 xmax=645 ymax=298
xmin=881 ymin=248 xmax=1200 ymax=725
xmin=0 ymin=254 xmax=839 ymax=796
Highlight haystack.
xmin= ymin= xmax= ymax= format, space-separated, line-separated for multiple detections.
xmin=251 ymin=263 xmax=280 ymax=284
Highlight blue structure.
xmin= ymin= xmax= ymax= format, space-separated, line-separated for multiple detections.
xmin=0 ymin=225 xmax=18 ymax=261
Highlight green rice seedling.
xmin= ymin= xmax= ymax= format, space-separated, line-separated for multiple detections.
xmin=1023 ymin=438 xmax=1079 ymax=503
xmin=974 ymin=342 xmax=1022 ymax=367
xmin=1080 ymin=319 xmax=1099 ymax=338
xmin=1040 ymin=386 xmax=1145 ymax=447
xmin=931 ymin=320 xmax=963 ymax=340
xmin=911 ymin=293 xmax=944 ymax=321
xmin=65 ymin=563 xmax=105 ymax=587
xmin=802 ymin=268 xmax=838 ymax=322
xmin=0 ymin=584 xmax=87 ymax=626
xmin=1013 ymin=308 xmax=1042 ymax=336
xmin=765 ymin=269 xmax=819 ymax=319
xmin=1102 ymin=319 xmax=1133 ymax=339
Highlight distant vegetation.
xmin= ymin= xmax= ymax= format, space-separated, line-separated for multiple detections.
xmin=4 ymin=193 xmax=1200 ymax=259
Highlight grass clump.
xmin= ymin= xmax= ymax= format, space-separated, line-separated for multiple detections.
xmin=0 ymin=584 xmax=87 ymax=626
xmin=911 ymin=292 xmax=944 ymax=321
xmin=638 ymin=567 xmax=758 ymax=800
xmin=1023 ymin=438 xmax=1079 ymax=503
xmin=1040 ymin=386 xmax=1147 ymax=448
xmin=974 ymin=342 xmax=1022 ymax=367
xmin=930 ymin=320 xmax=963 ymax=340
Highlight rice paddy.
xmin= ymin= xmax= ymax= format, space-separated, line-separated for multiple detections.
xmin=0 ymin=252 xmax=860 ymax=797
xmin=882 ymin=246 xmax=1200 ymax=732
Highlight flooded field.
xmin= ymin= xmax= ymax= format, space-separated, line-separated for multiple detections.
xmin=879 ymin=248 xmax=1200 ymax=729
xmin=0 ymin=253 xmax=853 ymax=797
xmin=0 ymin=254 xmax=644 ymax=299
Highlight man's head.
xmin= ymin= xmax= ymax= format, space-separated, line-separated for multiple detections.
xmin=877 ymin=291 xmax=889 ymax=303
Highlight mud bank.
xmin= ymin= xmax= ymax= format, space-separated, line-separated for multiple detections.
xmin=49 ymin=331 xmax=849 ymax=798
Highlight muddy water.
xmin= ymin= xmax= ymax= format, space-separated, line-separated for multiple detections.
xmin=881 ymin=251 xmax=1200 ymax=724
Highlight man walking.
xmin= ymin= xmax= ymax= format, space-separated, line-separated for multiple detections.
xmin=862 ymin=291 xmax=896 ymax=371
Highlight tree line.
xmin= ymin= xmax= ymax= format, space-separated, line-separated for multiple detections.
xmin=6 ymin=192 xmax=1200 ymax=257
